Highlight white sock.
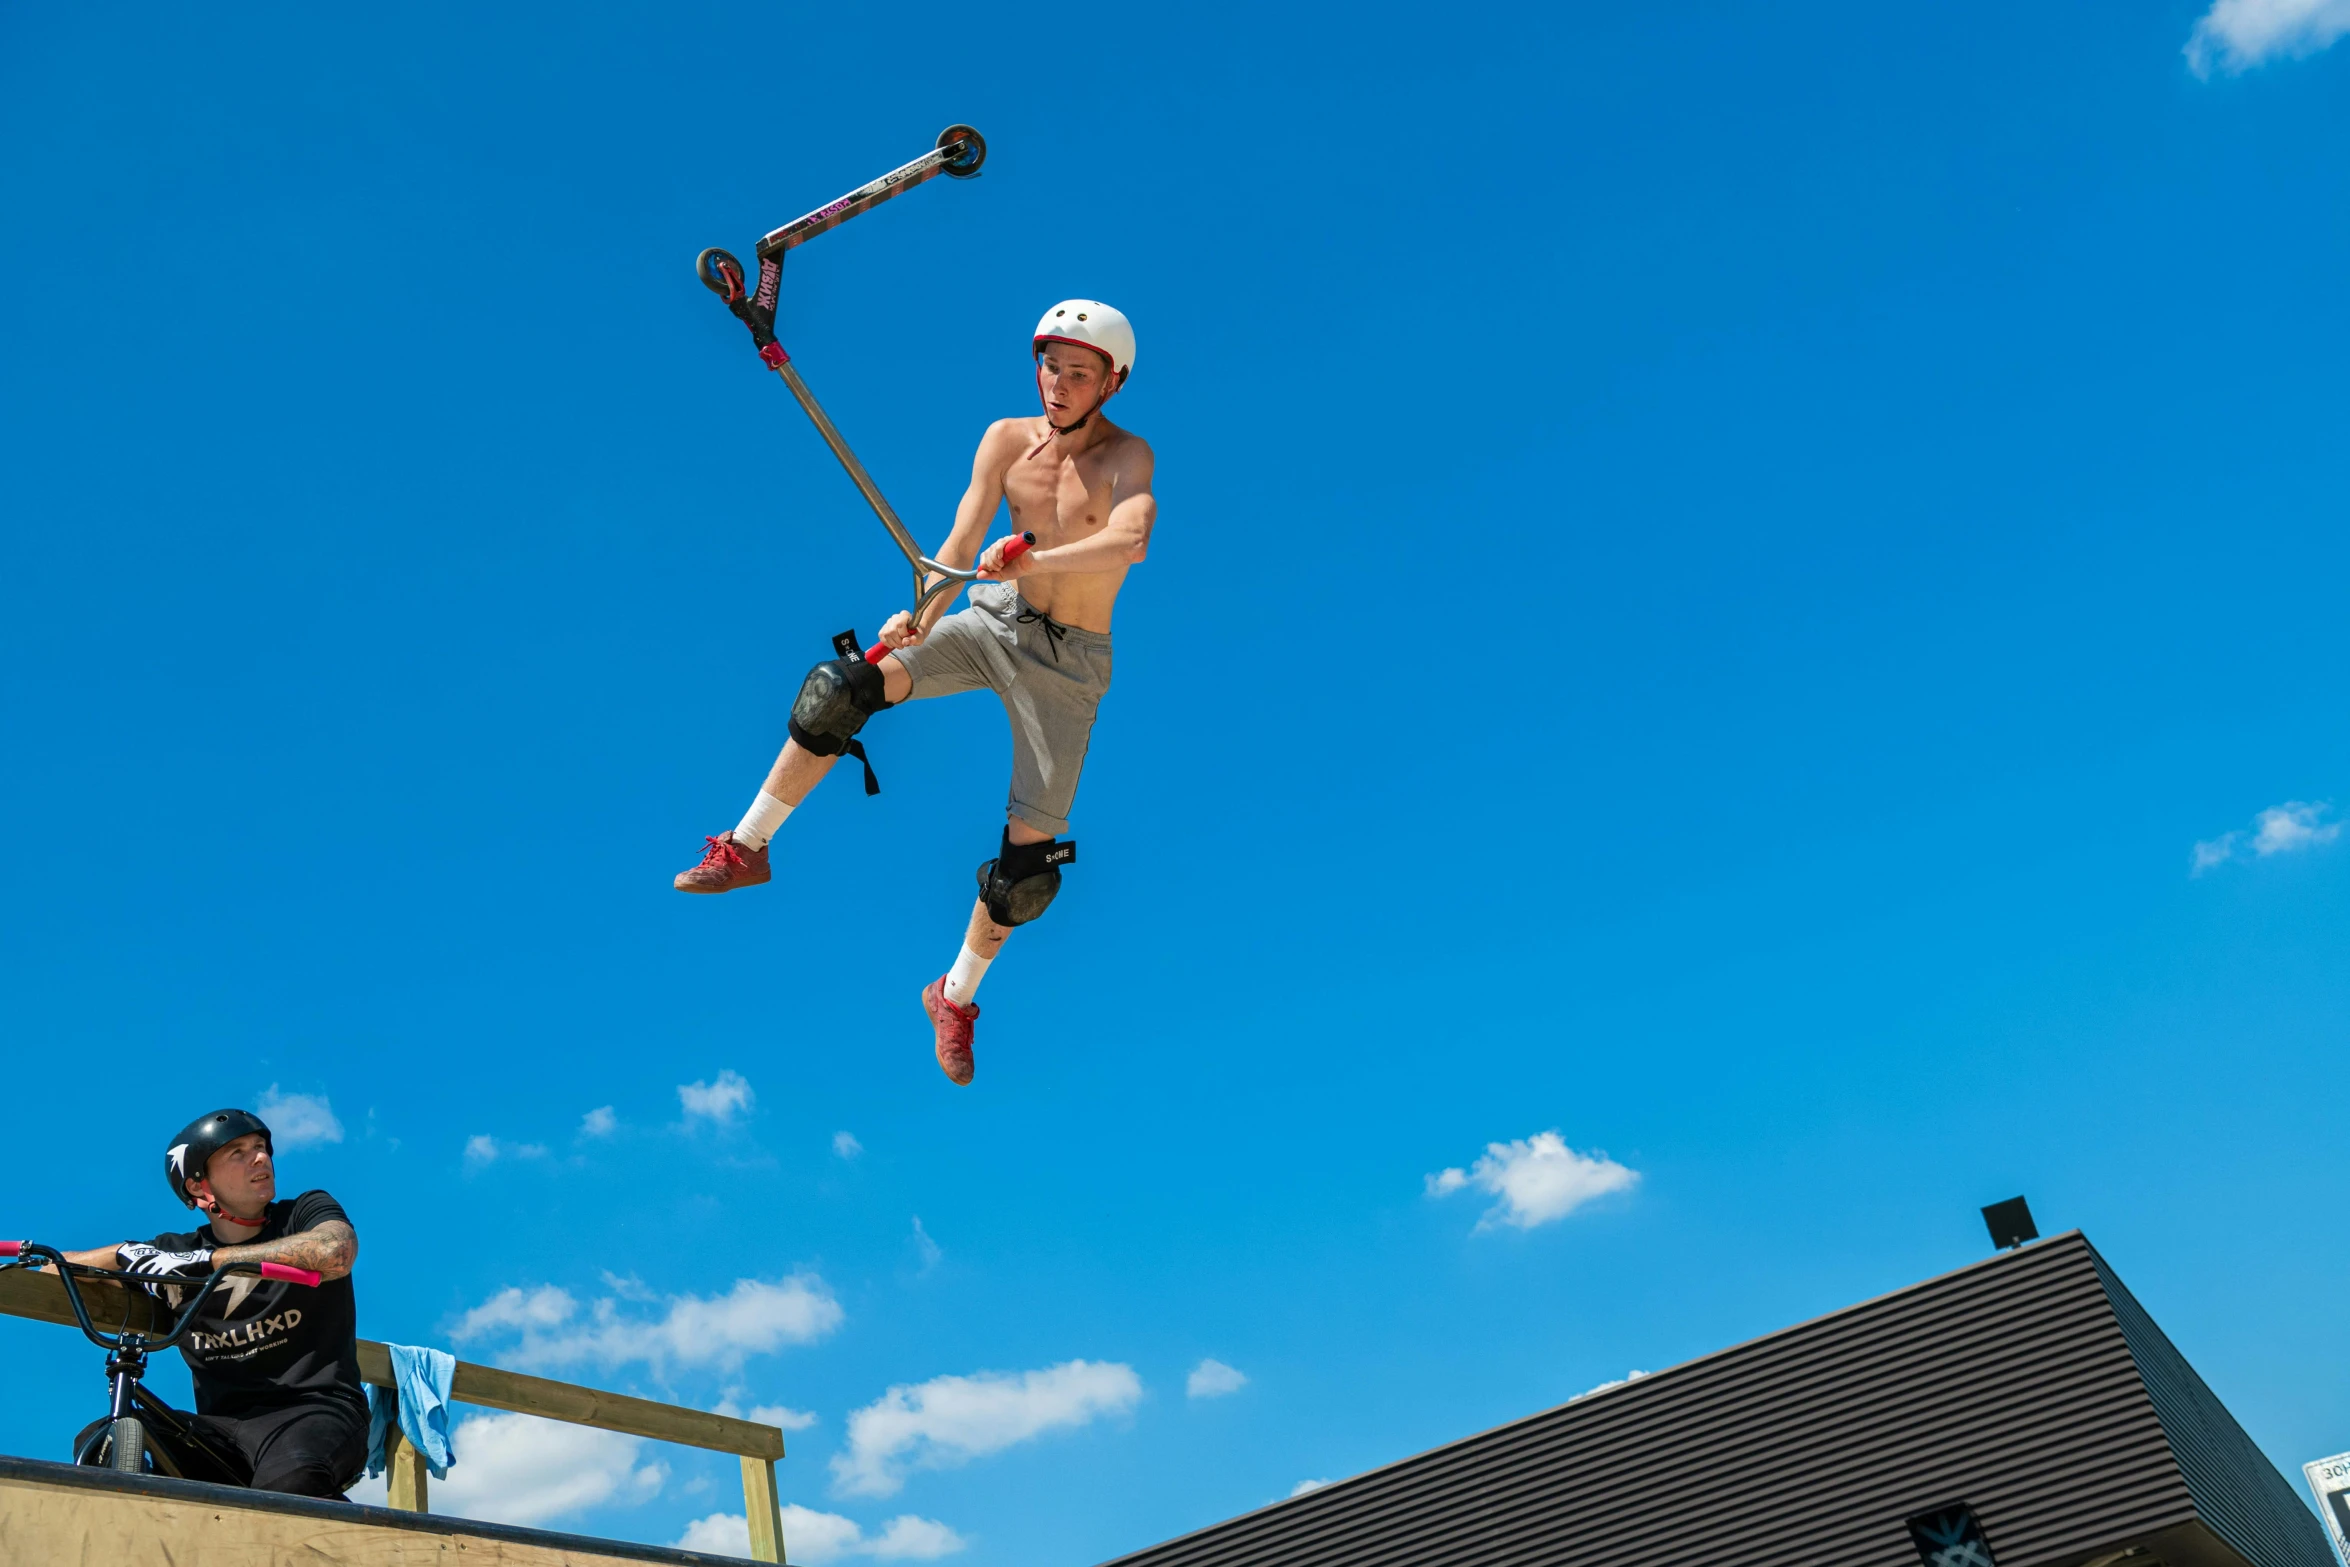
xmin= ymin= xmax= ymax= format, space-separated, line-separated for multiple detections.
xmin=733 ymin=791 xmax=793 ymax=851
xmin=943 ymin=943 xmax=995 ymax=1007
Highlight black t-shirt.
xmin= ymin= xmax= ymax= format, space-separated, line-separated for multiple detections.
xmin=149 ymin=1189 xmax=364 ymax=1422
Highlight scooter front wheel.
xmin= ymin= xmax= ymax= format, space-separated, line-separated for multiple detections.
xmin=938 ymin=125 xmax=986 ymax=178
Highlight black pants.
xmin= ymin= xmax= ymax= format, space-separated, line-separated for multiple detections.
xmin=75 ymin=1398 xmax=367 ymax=1498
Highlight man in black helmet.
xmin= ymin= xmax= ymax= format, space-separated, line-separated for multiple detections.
xmin=60 ymin=1108 xmax=366 ymax=1497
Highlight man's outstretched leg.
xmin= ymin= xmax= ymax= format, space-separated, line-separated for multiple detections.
xmin=923 ymin=821 xmax=1073 ymax=1085
xmin=923 ymin=897 xmax=1008 ymax=1086
xmin=673 ymin=741 xmax=834 ymax=893
xmin=674 ymin=654 xmax=914 ymax=893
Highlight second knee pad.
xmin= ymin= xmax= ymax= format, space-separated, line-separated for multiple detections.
xmin=977 ymin=831 xmax=1077 ymax=926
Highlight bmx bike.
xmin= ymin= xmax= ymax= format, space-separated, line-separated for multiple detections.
xmin=0 ymin=1239 xmax=318 ymax=1479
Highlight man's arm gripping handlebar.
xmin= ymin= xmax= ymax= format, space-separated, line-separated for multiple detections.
xmin=0 ymin=1241 xmax=319 ymax=1351
xmin=863 ymin=533 xmax=1033 ymax=663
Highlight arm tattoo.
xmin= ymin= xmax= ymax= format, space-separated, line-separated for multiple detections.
xmin=216 ymin=1219 xmax=358 ymax=1281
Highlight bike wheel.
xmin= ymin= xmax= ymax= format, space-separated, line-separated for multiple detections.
xmin=108 ymin=1416 xmax=145 ymax=1473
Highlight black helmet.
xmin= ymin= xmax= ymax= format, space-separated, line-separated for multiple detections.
xmin=165 ymin=1109 xmax=273 ymax=1209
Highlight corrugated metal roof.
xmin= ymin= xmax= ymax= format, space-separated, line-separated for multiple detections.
xmin=2089 ymin=1251 xmax=2330 ymax=1567
xmin=1100 ymin=1233 xmax=2328 ymax=1567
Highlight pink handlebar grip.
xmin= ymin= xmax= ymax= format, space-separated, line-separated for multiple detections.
xmin=259 ymin=1262 xmax=321 ymax=1287
xmin=0 ymin=1241 xmax=20 ymax=1257
xmin=863 ymin=534 xmax=1036 ymax=662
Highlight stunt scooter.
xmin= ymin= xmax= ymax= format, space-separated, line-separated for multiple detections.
xmin=693 ymin=125 xmax=1031 ymax=695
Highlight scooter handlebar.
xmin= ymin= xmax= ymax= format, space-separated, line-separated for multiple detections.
xmin=258 ymin=1262 xmax=321 ymax=1287
xmin=0 ymin=1241 xmax=20 ymax=1257
xmin=864 ymin=535 xmax=1034 ymax=662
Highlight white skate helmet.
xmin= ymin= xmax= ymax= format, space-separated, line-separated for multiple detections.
xmin=1033 ymin=300 xmax=1134 ymax=389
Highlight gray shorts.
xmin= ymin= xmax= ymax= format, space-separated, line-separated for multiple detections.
xmin=890 ymin=582 xmax=1112 ymax=837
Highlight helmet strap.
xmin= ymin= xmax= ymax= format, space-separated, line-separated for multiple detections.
xmin=194 ymin=1185 xmax=267 ymax=1232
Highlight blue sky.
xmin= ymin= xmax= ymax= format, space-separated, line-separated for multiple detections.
xmin=4 ymin=2 xmax=2348 ymax=1562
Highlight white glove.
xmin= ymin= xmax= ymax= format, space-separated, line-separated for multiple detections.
xmin=117 ymin=1243 xmax=215 ymax=1282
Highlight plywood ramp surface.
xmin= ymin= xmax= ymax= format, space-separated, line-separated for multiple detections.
xmin=0 ymin=1457 xmax=758 ymax=1567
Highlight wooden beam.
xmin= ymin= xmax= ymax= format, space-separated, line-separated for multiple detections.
xmin=4 ymin=1270 xmax=783 ymax=1461
xmin=385 ymin=1419 xmax=429 ymax=1513
xmin=2 ymin=1457 xmax=749 ymax=1565
xmin=0 ymin=1265 xmax=163 ymax=1335
xmin=353 ymin=1342 xmax=784 ymax=1461
xmin=740 ymin=1456 xmax=785 ymax=1564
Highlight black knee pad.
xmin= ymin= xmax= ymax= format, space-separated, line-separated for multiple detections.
xmin=977 ymin=831 xmax=1076 ymax=926
xmin=788 ymin=651 xmax=892 ymax=794
xmin=788 ymin=656 xmax=889 ymax=756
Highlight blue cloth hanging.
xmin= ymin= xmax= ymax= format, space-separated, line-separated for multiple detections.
xmin=364 ymin=1343 xmax=459 ymax=1480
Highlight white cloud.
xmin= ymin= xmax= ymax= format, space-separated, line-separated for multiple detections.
xmin=677 ymin=1512 xmax=757 ymax=1555
xmin=1289 ymin=1478 xmax=1331 ymax=1497
xmin=452 ymin=1274 xmax=842 ymax=1373
xmin=452 ymin=1283 xmax=575 ymax=1340
xmin=676 ymin=1508 xmax=966 ymax=1565
xmin=1572 ymin=1369 xmax=1649 ymax=1400
xmin=780 ymin=1509 xmax=867 ymax=1562
xmin=910 ymin=1218 xmax=942 ymax=1272
xmin=679 ymin=1070 xmax=755 ymax=1125
xmin=1186 ymin=1359 xmax=1248 ymax=1399
xmin=581 ymin=1106 xmax=616 ymax=1138
xmin=359 ymin=1411 xmax=666 ymax=1527
xmin=834 ymin=1130 xmax=864 ymax=1159
xmin=715 ymin=1394 xmax=819 ymax=1432
xmin=869 ymin=1515 xmax=968 ymax=1559
xmin=2191 ymin=833 xmax=2240 ymax=874
xmin=256 ymin=1086 xmax=343 ymax=1149
xmin=2193 ymin=799 xmax=2339 ymax=874
xmin=2186 ymin=0 xmax=2350 ymax=74
xmin=758 ymin=1404 xmax=819 ymax=1431
xmin=2253 ymin=800 xmax=2340 ymax=855
xmin=1425 ymin=1130 xmax=1639 ymax=1231
xmin=832 ymin=1360 xmax=1144 ymax=1498
xmin=463 ymin=1135 xmax=548 ymax=1169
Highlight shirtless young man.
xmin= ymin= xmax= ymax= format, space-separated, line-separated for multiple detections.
xmin=674 ymin=301 xmax=1156 ymax=1086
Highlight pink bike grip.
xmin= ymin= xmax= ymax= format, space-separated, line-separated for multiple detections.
xmin=0 ymin=1241 xmax=20 ymax=1257
xmin=259 ymin=1262 xmax=321 ymax=1287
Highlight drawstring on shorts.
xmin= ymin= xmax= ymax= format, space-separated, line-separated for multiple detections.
xmin=1014 ymin=603 xmax=1070 ymax=663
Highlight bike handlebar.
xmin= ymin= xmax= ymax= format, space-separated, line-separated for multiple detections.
xmin=863 ymin=535 xmax=1033 ymax=663
xmin=0 ymin=1242 xmax=319 ymax=1352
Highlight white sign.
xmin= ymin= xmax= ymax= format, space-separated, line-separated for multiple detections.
xmin=2307 ymin=1450 xmax=2350 ymax=1567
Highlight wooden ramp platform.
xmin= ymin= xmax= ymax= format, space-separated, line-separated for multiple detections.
xmin=0 ymin=1455 xmax=763 ymax=1566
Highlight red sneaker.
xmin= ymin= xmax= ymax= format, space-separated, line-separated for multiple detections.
xmin=922 ymin=978 xmax=978 ymax=1086
xmin=673 ymin=834 xmax=770 ymax=894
